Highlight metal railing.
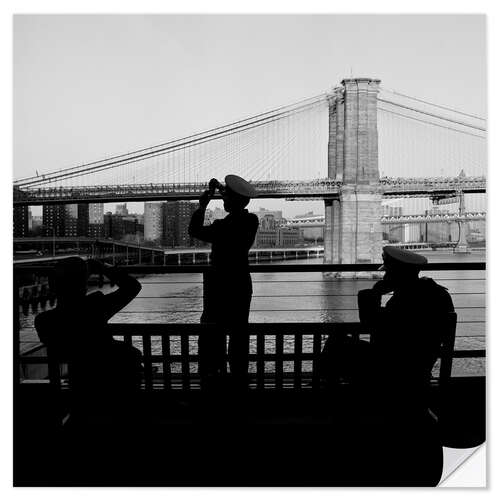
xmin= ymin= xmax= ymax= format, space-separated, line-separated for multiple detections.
xmin=15 ymin=262 xmax=486 ymax=391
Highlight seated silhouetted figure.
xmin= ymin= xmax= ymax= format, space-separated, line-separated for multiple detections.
xmin=321 ymin=247 xmax=454 ymax=485
xmin=35 ymin=257 xmax=143 ymax=421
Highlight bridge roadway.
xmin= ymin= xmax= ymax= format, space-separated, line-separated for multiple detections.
xmin=13 ymin=177 xmax=486 ymax=205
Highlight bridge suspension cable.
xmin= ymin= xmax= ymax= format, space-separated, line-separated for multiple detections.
xmin=377 ymin=106 xmax=486 ymax=139
xmin=379 ymin=86 xmax=486 ymax=122
xmin=15 ymin=93 xmax=328 ymax=189
xmin=378 ymin=98 xmax=486 ymax=132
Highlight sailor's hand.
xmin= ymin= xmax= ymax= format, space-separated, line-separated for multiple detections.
xmin=199 ymin=189 xmax=211 ymax=209
xmin=208 ymin=178 xmax=220 ymax=195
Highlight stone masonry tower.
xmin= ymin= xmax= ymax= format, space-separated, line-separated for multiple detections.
xmin=324 ymin=78 xmax=383 ymax=264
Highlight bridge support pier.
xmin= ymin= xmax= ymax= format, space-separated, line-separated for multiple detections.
xmin=454 ymin=191 xmax=469 ymax=253
xmin=324 ymin=188 xmax=383 ymax=266
xmin=324 ymin=77 xmax=383 ymax=271
xmin=454 ymin=221 xmax=469 ymax=253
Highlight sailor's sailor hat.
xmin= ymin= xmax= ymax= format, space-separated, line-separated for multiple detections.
xmin=378 ymin=246 xmax=428 ymax=271
xmin=224 ymin=174 xmax=257 ymax=198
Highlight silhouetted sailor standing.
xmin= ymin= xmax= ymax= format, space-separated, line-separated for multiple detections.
xmin=189 ymin=175 xmax=259 ymax=387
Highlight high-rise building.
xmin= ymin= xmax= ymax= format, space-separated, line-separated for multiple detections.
xmin=104 ymin=212 xmax=126 ymax=240
xmin=31 ymin=215 xmax=43 ymax=236
xmin=123 ymin=216 xmax=144 ymax=238
xmin=62 ymin=204 xmax=88 ymax=237
xmin=42 ymin=204 xmax=89 ymax=237
xmin=42 ymin=205 xmax=66 ymax=237
xmin=162 ymin=201 xmax=198 ymax=247
xmin=115 ymin=203 xmax=129 ymax=216
xmin=144 ymin=203 xmax=163 ymax=242
xmin=77 ymin=204 xmax=89 ymax=237
xmin=88 ymin=203 xmax=105 ymax=238
xmin=64 ymin=204 xmax=78 ymax=236
xmin=13 ymin=206 xmax=29 ymax=237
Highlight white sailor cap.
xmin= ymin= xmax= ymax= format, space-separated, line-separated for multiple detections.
xmin=378 ymin=246 xmax=428 ymax=271
xmin=224 ymin=174 xmax=257 ymax=198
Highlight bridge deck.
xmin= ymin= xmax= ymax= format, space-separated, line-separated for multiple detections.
xmin=13 ymin=177 xmax=486 ymax=205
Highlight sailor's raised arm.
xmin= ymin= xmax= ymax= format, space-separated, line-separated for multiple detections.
xmin=88 ymin=259 xmax=142 ymax=320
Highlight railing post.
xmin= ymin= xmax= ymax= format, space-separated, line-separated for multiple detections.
xmin=256 ymin=332 xmax=265 ymax=390
xmin=14 ymin=271 xmax=21 ymax=388
xmin=312 ymin=333 xmax=322 ymax=390
xmin=142 ymin=334 xmax=153 ymax=391
xmin=275 ymin=333 xmax=283 ymax=390
xmin=294 ymin=334 xmax=302 ymax=390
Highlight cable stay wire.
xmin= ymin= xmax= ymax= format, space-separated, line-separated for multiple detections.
xmin=379 ymin=86 xmax=486 ymax=122
xmin=17 ymin=100 xmax=327 ymax=189
xmin=25 ymin=106 xmax=321 ymax=188
xmin=14 ymin=94 xmax=327 ymax=187
xmin=378 ymin=98 xmax=486 ymax=132
xmin=377 ymin=106 xmax=487 ymax=139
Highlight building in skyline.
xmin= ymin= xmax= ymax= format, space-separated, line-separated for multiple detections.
xmin=42 ymin=205 xmax=66 ymax=237
xmin=255 ymin=214 xmax=278 ymax=247
xmin=144 ymin=202 xmax=163 ymax=242
xmin=31 ymin=215 xmax=43 ymax=236
xmin=254 ymin=213 xmax=302 ymax=248
xmin=104 ymin=212 xmax=125 ymax=240
xmin=41 ymin=204 xmax=89 ymax=238
xmin=277 ymin=226 xmax=301 ymax=247
xmin=88 ymin=203 xmax=105 ymax=238
xmin=255 ymin=207 xmax=283 ymax=222
xmin=63 ymin=204 xmax=88 ymax=237
xmin=162 ymin=201 xmax=198 ymax=247
xmin=122 ymin=216 xmax=144 ymax=242
xmin=13 ymin=206 xmax=29 ymax=237
xmin=115 ymin=203 xmax=129 ymax=216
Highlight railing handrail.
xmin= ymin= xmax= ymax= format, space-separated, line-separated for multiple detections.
xmin=13 ymin=262 xmax=486 ymax=273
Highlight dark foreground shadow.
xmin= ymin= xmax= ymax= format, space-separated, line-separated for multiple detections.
xmin=15 ymin=380 xmax=486 ymax=487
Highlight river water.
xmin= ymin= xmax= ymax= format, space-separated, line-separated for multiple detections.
xmin=19 ymin=250 xmax=485 ymax=377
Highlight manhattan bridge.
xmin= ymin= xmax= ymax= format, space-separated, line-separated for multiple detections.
xmin=13 ymin=77 xmax=486 ymax=264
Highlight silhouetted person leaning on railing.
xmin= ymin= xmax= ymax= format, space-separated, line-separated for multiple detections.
xmin=35 ymin=257 xmax=143 ymax=422
xmin=320 ymin=247 xmax=455 ymax=486
xmin=189 ymin=175 xmax=259 ymax=390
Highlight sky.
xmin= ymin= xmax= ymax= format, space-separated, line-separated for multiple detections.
xmin=13 ymin=14 xmax=487 ymax=217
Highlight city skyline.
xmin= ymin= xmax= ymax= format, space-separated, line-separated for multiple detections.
xmin=14 ymin=15 xmax=486 ymax=218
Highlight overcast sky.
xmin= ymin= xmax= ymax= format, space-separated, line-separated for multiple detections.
xmin=13 ymin=14 xmax=486 ymax=216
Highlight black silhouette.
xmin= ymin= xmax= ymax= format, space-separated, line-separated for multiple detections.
xmin=34 ymin=257 xmax=142 ymax=419
xmin=189 ymin=176 xmax=258 ymax=387
xmin=320 ymin=246 xmax=455 ymax=485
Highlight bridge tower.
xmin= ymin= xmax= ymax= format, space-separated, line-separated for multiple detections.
xmin=454 ymin=190 xmax=469 ymax=253
xmin=324 ymin=78 xmax=383 ymax=265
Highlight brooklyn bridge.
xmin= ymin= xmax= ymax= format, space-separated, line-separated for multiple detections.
xmin=13 ymin=77 xmax=486 ymax=263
